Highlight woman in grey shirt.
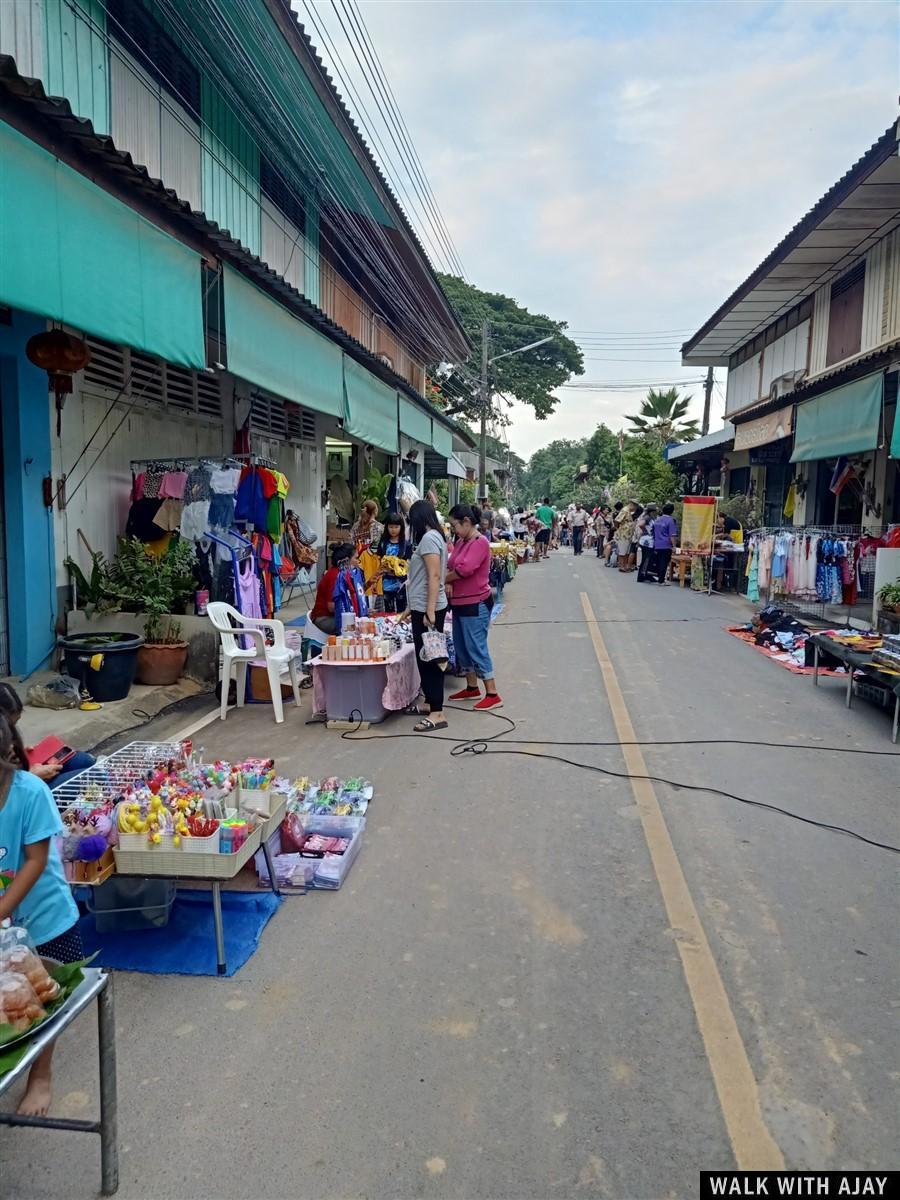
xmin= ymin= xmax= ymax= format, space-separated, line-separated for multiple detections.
xmin=401 ymin=500 xmax=449 ymax=731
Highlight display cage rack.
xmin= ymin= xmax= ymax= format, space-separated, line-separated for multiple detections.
xmin=52 ymin=741 xmax=185 ymax=816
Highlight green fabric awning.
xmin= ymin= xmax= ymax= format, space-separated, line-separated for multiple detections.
xmin=790 ymin=373 xmax=884 ymax=463
xmin=342 ymin=358 xmax=399 ymax=453
xmin=891 ymin=399 xmax=900 ymax=459
xmin=432 ymin=423 xmax=453 ymax=459
xmin=224 ymin=266 xmax=343 ymax=417
xmin=0 ymin=120 xmax=204 ymax=366
xmin=398 ymin=395 xmax=433 ymax=446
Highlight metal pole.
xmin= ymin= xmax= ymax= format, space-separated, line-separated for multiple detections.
xmin=701 ymin=366 xmax=714 ymax=437
xmin=97 ymin=974 xmax=119 ymax=1197
xmin=478 ymin=319 xmax=489 ymax=498
xmin=212 ymin=880 xmax=227 ymax=975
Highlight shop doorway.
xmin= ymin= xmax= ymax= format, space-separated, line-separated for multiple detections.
xmin=813 ymin=458 xmax=863 ymax=525
xmin=763 ymin=462 xmax=791 ymax=527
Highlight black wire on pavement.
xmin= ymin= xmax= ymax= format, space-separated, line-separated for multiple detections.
xmin=340 ymin=707 xmax=900 ymax=855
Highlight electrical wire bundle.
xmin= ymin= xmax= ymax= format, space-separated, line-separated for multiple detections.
xmin=340 ymin=707 xmax=900 ymax=856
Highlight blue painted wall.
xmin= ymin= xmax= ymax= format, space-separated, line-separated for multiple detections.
xmin=0 ymin=312 xmax=56 ymax=675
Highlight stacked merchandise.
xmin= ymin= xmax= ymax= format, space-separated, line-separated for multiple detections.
xmin=873 ymin=634 xmax=900 ymax=672
xmin=256 ymin=776 xmax=372 ymax=890
xmin=0 ymin=923 xmax=87 ymax=1044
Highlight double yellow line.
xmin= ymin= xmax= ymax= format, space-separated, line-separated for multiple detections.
xmin=580 ymin=592 xmax=784 ymax=1170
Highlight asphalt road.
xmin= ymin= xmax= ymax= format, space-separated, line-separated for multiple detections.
xmin=3 ymin=549 xmax=898 ymax=1198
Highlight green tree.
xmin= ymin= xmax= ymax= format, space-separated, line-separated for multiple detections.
xmin=522 ymin=438 xmax=587 ymax=501
xmin=626 ymin=388 xmax=699 ymax=447
xmin=585 ymin=424 xmax=621 ymax=483
xmin=621 ymin=439 xmax=680 ymax=505
xmin=433 ymin=275 xmax=584 ymax=421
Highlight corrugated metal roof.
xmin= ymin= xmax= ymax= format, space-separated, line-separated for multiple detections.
xmin=0 ymin=53 xmax=473 ymax=447
xmin=682 ymin=121 xmax=900 ymax=365
xmin=729 ymin=338 xmax=900 ymax=425
xmin=667 ymin=424 xmax=735 ymax=461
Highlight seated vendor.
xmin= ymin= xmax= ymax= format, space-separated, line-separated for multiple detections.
xmin=309 ymin=544 xmax=355 ymax=634
xmin=0 ymin=683 xmax=96 ymax=790
xmin=716 ymin=514 xmax=743 ymax=543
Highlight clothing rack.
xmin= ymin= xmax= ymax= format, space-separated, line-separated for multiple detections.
xmin=130 ymin=454 xmax=244 ymax=471
xmin=746 ymin=525 xmax=884 ymax=623
xmin=203 ymin=530 xmax=254 ymax=617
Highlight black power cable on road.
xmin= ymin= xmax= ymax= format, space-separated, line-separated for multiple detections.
xmin=341 ymin=707 xmax=900 ymax=855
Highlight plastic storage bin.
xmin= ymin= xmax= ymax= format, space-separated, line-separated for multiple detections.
xmin=87 ymin=877 xmax=176 ymax=932
xmin=314 ymin=662 xmax=388 ymax=722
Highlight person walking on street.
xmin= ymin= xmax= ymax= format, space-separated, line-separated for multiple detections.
xmin=401 ymin=500 xmax=449 ymax=732
xmin=445 ymin=504 xmax=503 ymax=710
xmin=535 ymin=497 xmax=554 ymax=560
xmin=596 ymin=506 xmax=612 ymax=557
xmin=652 ymin=502 xmax=678 ymax=585
xmin=636 ymin=502 xmax=659 ymax=582
xmin=570 ymin=502 xmax=589 ymax=555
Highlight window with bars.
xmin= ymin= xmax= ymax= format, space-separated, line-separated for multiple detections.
xmin=80 ymin=337 xmax=222 ymax=422
xmin=106 ymin=0 xmax=201 ymax=115
xmin=250 ymin=392 xmax=316 ymax=444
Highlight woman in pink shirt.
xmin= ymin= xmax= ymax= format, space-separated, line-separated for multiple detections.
xmin=445 ymin=505 xmax=502 ymax=710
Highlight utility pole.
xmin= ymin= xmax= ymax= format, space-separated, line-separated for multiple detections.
xmin=701 ymin=365 xmax=714 ymax=436
xmin=478 ymin=318 xmax=490 ymax=498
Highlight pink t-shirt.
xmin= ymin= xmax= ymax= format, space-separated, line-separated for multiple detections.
xmin=448 ymin=534 xmax=491 ymax=607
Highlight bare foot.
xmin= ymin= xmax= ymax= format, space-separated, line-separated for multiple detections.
xmin=17 ymin=1072 xmax=52 ymax=1117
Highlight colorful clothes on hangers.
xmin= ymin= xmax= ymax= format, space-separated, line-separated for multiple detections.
xmin=209 ymin=465 xmax=241 ymax=495
xmin=159 ymin=470 xmax=188 ymax=500
xmin=180 ymin=500 xmax=210 ymax=542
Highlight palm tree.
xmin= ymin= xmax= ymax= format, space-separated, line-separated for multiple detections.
xmin=626 ymin=388 xmax=700 ymax=447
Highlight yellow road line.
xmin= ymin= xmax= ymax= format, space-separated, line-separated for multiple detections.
xmin=579 ymin=591 xmax=784 ymax=1170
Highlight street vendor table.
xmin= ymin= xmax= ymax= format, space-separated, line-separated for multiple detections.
xmin=311 ymin=642 xmax=418 ymax=722
xmin=810 ymin=634 xmax=900 ymax=742
xmin=0 ymin=968 xmax=118 ymax=1195
xmin=111 ymin=802 xmax=284 ymax=975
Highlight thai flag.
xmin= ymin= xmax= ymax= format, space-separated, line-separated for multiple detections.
xmin=829 ymin=457 xmax=854 ymax=495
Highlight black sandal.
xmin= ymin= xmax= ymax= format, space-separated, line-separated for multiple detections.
xmin=413 ymin=718 xmax=448 ymax=732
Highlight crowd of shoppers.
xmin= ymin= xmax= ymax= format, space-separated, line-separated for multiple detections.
xmin=535 ymin=497 xmax=681 ymax=583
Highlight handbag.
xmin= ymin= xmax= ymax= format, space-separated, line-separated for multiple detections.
xmin=419 ymin=628 xmax=448 ymax=663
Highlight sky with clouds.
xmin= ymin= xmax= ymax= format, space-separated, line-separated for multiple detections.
xmin=297 ymin=0 xmax=899 ymax=460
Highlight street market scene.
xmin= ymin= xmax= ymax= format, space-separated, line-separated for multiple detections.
xmin=0 ymin=2 xmax=898 ymax=1197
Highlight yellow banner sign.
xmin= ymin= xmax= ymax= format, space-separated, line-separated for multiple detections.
xmin=681 ymin=497 xmax=716 ymax=554
xmin=733 ymin=404 xmax=793 ymax=451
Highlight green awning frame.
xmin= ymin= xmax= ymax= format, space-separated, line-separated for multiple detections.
xmin=223 ymin=265 xmax=343 ymax=417
xmin=431 ymin=423 xmax=453 ymax=459
xmin=791 ymin=373 xmax=884 ymax=463
xmin=342 ymin=358 xmax=399 ymax=453
xmin=399 ymin=395 xmax=433 ymax=446
xmin=0 ymin=119 xmax=204 ymax=367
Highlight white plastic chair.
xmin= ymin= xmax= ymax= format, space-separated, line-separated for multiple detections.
xmin=207 ymin=602 xmax=301 ymax=724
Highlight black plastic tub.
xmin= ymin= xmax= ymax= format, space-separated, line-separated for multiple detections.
xmin=59 ymin=632 xmax=144 ymax=702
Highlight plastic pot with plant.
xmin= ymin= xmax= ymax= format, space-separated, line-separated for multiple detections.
xmin=105 ymin=538 xmax=194 ymax=685
xmin=877 ymin=579 xmax=900 ymax=614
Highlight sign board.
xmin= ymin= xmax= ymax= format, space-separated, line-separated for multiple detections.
xmin=681 ymin=496 xmax=717 ymax=555
xmin=733 ymin=404 xmax=793 ymax=452
xmin=749 ymin=441 xmax=791 ymax=466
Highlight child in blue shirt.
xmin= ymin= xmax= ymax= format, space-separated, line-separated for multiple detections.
xmin=0 ymin=714 xmax=81 ymax=1116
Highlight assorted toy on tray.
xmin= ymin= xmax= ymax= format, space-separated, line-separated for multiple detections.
xmin=59 ymin=801 xmax=117 ymax=883
xmin=289 ymin=776 xmax=373 ymax=816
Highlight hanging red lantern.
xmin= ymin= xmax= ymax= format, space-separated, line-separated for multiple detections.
xmin=26 ymin=329 xmax=91 ymax=435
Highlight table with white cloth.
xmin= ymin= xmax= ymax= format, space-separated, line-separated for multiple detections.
xmin=311 ymin=642 xmax=419 ymax=722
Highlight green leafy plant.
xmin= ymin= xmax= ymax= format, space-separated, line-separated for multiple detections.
xmin=64 ymin=551 xmax=114 ymax=617
xmin=104 ymin=538 xmax=195 ymax=643
xmin=877 ymin=579 xmax=900 ymax=609
xmin=626 ymin=388 xmax=700 ymax=447
xmin=357 ymin=465 xmax=394 ymax=517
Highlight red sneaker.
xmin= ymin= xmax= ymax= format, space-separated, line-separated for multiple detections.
xmin=474 ymin=693 xmax=503 ymax=711
xmin=449 ymin=687 xmax=481 ymax=701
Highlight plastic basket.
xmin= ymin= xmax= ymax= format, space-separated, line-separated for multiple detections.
xmin=114 ymin=825 xmax=262 ymax=878
xmin=87 ymin=877 xmax=176 ymax=932
xmin=237 ymin=786 xmax=278 ymax=819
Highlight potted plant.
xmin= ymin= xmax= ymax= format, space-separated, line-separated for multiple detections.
xmin=877 ymin=579 xmax=900 ymax=614
xmin=105 ymin=538 xmax=195 ymax=685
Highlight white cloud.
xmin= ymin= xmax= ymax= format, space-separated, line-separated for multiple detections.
xmin=296 ymin=0 xmax=898 ymax=459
